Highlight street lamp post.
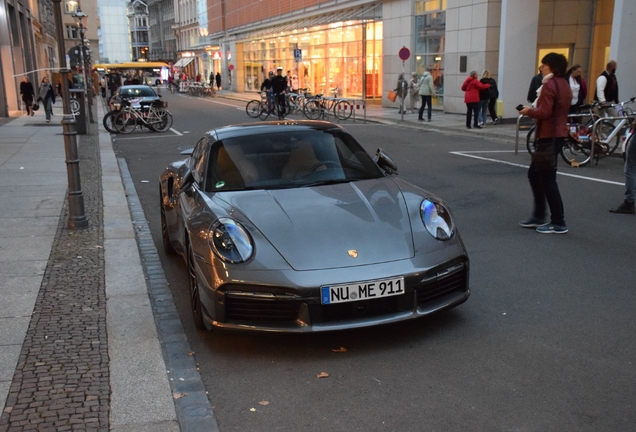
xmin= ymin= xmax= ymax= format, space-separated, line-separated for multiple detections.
xmin=51 ymin=0 xmax=88 ymax=230
xmin=72 ymin=7 xmax=94 ymax=123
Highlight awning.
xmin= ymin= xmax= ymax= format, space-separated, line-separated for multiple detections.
xmin=93 ymin=62 xmax=170 ymax=70
xmin=174 ymin=57 xmax=194 ymax=68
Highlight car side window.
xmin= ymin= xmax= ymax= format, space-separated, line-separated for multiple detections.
xmin=190 ymin=138 xmax=208 ymax=186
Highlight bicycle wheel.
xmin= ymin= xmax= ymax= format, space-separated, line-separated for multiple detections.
xmin=258 ymin=104 xmax=271 ymax=121
xmin=303 ymin=100 xmax=322 ymax=120
xmin=114 ymin=111 xmax=136 ymax=134
xmin=153 ymin=111 xmax=173 ymax=132
xmin=560 ymin=136 xmax=591 ymax=167
xmin=103 ymin=110 xmax=120 ymax=134
xmin=526 ymin=125 xmax=536 ymax=154
xmin=334 ymin=100 xmax=353 ymax=120
xmin=246 ymin=100 xmax=263 ymax=118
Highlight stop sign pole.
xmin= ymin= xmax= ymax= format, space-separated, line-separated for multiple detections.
xmin=398 ymin=47 xmax=410 ymax=120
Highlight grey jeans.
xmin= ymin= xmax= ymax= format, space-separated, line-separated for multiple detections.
xmin=624 ymin=131 xmax=636 ymax=202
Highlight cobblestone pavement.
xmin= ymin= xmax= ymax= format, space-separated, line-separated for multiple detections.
xmin=0 ymin=122 xmax=109 ymax=431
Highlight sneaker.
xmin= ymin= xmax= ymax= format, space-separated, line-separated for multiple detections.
xmin=519 ymin=217 xmax=549 ymax=228
xmin=475 ymin=124 xmax=484 ymax=129
xmin=428 ymin=118 xmax=432 ymax=122
xmin=492 ymin=118 xmax=499 ymax=125
xmin=536 ymin=224 xmax=568 ymax=234
xmin=609 ymin=200 xmax=635 ymax=214
xmin=418 ymin=118 xmax=424 ymax=122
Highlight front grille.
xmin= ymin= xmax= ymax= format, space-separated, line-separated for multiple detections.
xmin=416 ymin=262 xmax=468 ymax=304
xmin=314 ymin=295 xmax=403 ymax=324
xmin=224 ymin=293 xmax=300 ymax=322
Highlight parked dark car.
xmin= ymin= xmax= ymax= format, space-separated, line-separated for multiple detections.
xmin=109 ymin=84 xmax=163 ymax=111
xmin=159 ymin=121 xmax=470 ymax=333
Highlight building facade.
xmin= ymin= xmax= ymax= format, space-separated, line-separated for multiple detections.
xmin=127 ymin=0 xmax=149 ymax=60
xmin=169 ymin=0 xmax=636 ymax=118
xmin=147 ymin=0 xmax=176 ymax=62
xmin=98 ymin=0 xmax=131 ymax=63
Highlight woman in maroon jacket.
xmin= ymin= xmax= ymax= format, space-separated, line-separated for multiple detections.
xmin=519 ymin=53 xmax=572 ymax=234
xmin=461 ymin=71 xmax=490 ymax=128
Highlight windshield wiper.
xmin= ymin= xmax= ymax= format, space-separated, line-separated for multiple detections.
xmin=301 ymin=179 xmax=352 ymax=188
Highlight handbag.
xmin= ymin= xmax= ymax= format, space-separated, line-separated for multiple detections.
xmin=32 ymin=103 xmax=40 ymax=111
xmin=387 ymin=90 xmax=397 ymax=103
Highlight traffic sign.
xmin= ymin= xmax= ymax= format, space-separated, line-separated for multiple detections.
xmin=294 ymin=49 xmax=302 ymax=62
xmin=398 ymin=47 xmax=410 ymax=61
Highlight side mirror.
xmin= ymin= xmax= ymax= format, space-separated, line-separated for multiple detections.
xmin=177 ymin=164 xmax=194 ymax=191
xmin=374 ymin=148 xmax=398 ymax=175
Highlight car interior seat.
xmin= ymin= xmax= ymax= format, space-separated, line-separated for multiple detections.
xmin=281 ymin=140 xmax=321 ymax=178
xmin=212 ymin=145 xmax=258 ymax=189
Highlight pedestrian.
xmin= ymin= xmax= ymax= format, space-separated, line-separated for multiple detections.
xmin=261 ymin=71 xmax=274 ymax=110
xmin=479 ymin=70 xmax=499 ymax=125
xmin=271 ymin=67 xmax=287 ymax=119
xmin=518 ymin=52 xmax=572 ymax=234
xmin=215 ymin=72 xmax=222 ymax=91
xmin=461 ymin=70 xmax=490 ymax=129
xmin=99 ymin=76 xmax=106 ymax=98
xmin=527 ymin=66 xmax=543 ymax=104
xmin=37 ymin=76 xmax=56 ymax=123
xmin=408 ymin=72 xmax=420 ymax=113
xmin=594 ymin=60 xmax=619 ymax=117
xmin=609 ymin=118 xmax=636 ymax=214
xmin=417 ymin=69 xmax=435 ymax=122
xmin=19 ymin=76 xmax=35 ymax=116
xmin=286 ymin=70 xmax=292 ymax=92
xmin=565 ymin=64 xmax=587 ymax=116
xmin=394 ymin=73 xmax=408 ymax=114
xmin=195 ymin=73 xmax=201 ymax=82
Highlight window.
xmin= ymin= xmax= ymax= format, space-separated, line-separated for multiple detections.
xmin=65 ymin=25 xmax=79 ymax=39
xmin=415 ymin=2 xmax=446 ymax=107
xmin=64 ymin=0 xmax=78 ymax=14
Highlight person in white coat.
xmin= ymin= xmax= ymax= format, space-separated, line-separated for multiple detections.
xmin=417 ymin=69 xmax=435 ymax=122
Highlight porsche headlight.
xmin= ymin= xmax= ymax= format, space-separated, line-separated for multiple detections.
xmin=208 ymin=218 xmax=254 ymax=263
xmin=421 ymin=199 xmax=454 ymax=240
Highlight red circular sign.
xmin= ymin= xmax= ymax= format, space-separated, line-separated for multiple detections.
xmin=398 ymin=47 xmax=410 ymax=61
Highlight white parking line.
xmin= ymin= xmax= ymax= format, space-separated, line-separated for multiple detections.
xmin=170 ymin=128 xmax=183 ymax=136
xmin=450 ymin=151 xmax=624 ymax=186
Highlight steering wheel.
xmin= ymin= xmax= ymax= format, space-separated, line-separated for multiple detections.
xmin=309 ymin=160 xmax=340 ymax=172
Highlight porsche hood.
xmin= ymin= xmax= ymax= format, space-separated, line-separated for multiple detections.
xmin=223 ymin=179 xmax=414 ymax=271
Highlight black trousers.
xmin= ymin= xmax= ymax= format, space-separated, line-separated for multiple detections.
xmin=465 ymin=102 xmax=479 ymax=127
xmin=488 ymin=98 xmax=497 ymax=121
xmin=528 ymin=163 xmax=565 ymax=226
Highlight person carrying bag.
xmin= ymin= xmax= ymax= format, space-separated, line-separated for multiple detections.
xmin=37 ymin=76 xmax=56 ymax=123
xmin=518 ymin=53 xmax=572 ymax=234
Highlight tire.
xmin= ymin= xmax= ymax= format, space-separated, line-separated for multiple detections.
xmin=187 ymin=241 xmax=206 ymax=330
xmin=114 ymin=111 xmax=136 ymax=134
xmin=103 ymin=110 xmax=120 ymax=134
xmin=560 ymin=136 xmax=591 ymax=167
xmin=259 ymin=104 xmax=271 ymax=121
xmin=303 ymin=100 xmax=322 ymax=120
xmin=526 ymin=125 xmax=536 ymax=154
xmin=246 ymin=100 xmax=263 ymax=118
xmin=152 ymin=110 xmax=173 ymax=132
xmin=160 ymin=195 xmax=176 ymax=255
xmin=334 ymin=100 xmax=353 ymax=120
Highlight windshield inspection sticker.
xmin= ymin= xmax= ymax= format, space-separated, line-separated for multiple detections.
xmin=215 ymin=181 xmax=225 ymax=189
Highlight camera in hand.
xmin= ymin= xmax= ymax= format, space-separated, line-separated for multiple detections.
xmin=516 ymin=104 xmax=524 ymax=111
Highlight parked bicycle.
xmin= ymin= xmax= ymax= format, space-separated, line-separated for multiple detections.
xmin=526 ymin=97 xmax=635 ymax=167
xmin=113 ymin=99 xmax=173 ymax=134
xmin=303 ymin=92 xmax=353 ymax=121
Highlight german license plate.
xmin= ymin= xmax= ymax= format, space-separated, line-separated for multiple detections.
xmin=321 ymin=277 xmax=405 ymax=305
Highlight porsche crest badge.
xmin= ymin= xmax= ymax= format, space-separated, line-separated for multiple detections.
xmin=348 ymin=250 xmax=358 ymax=258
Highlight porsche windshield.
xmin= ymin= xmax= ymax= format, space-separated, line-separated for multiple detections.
xmin=206 ymin=129 xmax=385 ymax=191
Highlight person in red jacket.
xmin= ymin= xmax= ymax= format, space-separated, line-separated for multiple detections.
xmin=461 ymin=71 xmax=490 ymax=128
xmin=519 ymin=52 xmax=572 ymax=234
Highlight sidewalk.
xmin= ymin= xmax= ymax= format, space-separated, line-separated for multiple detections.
xmin=0 ymin=104 xmax=216 ymax=431
xmin=1 ymin=92 xmax=527 ymax=432
xmin=219 ymin=90 xmax=530 ymax=146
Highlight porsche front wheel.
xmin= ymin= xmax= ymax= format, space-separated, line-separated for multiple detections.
xmin=187 ymin=241 xmax=206 ymax=330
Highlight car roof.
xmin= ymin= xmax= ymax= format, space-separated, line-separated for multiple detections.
xmin=205 ymin=120 xmax=345 ymax=142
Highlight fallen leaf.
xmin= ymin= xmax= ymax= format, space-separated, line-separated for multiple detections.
xmin=317 ymin=372 xmax=329 ymax=378
xmin=188 ymin=351 xmax=195 ymax=356
xmin=332 ymin=347 xmax=347 ymax=353
xmin=258 ymin=401 xmax=269 ymax=406
xmin=173 ymin=392 xmax=188 ymax=399
xmin=250 ymin=408 xmax=256 ymax=412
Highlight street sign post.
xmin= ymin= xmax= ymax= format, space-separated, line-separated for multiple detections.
xmin=294 ymin=49 xmax=302 ymax=62
xmin=398 ymin=47 xmax=410 ymax=120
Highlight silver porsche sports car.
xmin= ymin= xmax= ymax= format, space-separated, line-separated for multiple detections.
xmin=159 ymin=121 xmax=469 ymax=332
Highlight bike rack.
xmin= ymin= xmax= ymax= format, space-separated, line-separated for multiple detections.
xmin=348 ymin=99 xmax=367 ymax=123
xmin=590 ymin=115 xmax=634 ymax=167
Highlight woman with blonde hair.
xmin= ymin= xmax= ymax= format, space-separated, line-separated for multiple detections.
xmin=479 ymin=70 xmax=499 ymax=126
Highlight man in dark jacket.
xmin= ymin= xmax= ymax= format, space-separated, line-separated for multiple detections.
xmin=527 ymin=66 xmax=543 ymax=104
xmin=270 ymin=67 xmax=287 ymax=119
xmin=19 ymin=76 xmax=35 ymax=116
xmin=594 ymin=60 xmax=619 ymax=117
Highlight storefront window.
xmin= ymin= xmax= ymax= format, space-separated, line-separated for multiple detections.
xmin=241 ymin=20 xmax=382 ymax=99
xmin=415 ymin=2 xmax=445 ymax=107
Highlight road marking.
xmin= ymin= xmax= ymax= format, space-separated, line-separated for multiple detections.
xmin=450 ymin=151 xmax=624 ymax=186
xmin=170 ymin=128 xmax=183 ymax=136
xmin=113 ymin=135 xmax=162 ymax=141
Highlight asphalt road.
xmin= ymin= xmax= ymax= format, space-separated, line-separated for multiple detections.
xmin=111 ymin=90 xmax=636 ymax=432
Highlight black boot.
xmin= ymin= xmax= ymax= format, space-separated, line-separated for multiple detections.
xmin=609 ymin=200 xmax=635 ymax=214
